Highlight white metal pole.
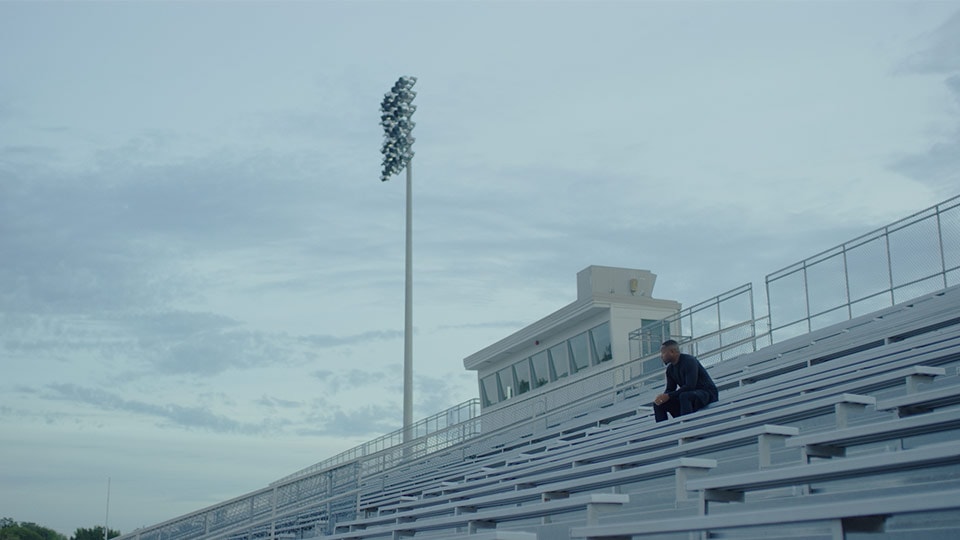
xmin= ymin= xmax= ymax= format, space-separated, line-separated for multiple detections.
xmin=104 ymin=477 xmax=111 ymax=540
xmin=402 ymin=158 xmax=413 ymax=443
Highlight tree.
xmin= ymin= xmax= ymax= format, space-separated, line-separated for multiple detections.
xmin=70 ymin=526 xmax=119 ymax=540
xmin=0 ymin=524 xmax=42 ymax=540
xmin=0 ymin=519 xmax=66 ymax=540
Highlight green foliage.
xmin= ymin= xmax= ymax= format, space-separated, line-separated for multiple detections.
xmin=0 ymin=519 xmax=66 ymax=540
xmin=70 ymin=527 xmax=120 ymax=540
xmin=0 ymin=518 xmax=120 ymax=540
xmin=0 ymin=525 xmax=42 ymax=540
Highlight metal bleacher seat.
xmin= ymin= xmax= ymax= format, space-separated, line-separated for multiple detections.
xmin=571 ymin=486 xmax=960 ymax=539
xmin=786 ymin=407 xmax=960 ymax=462
xmin=480 ymin=341 xmax=957 ymax=484
xmin=357 ymin=344 xmax=957 ymax=531
xmin=329 ymin=493 xmax=629 ymax=539
xmin=345 ymin=287 xmax=960 ymax=539
xmin=876 ymin=382 xmax=960 ymax=417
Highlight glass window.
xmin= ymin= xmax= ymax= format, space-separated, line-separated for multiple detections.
xmin=514 ymin=359 xmax=532 ymax=395
xmin=549 ymin=343 xmax=570 ymax=380
xmin=640 ymin=319 xmax=668 ymax=357
xmin=530 ymin=351 xmax=551 ymax=388
xmin=569 ymin=332 xmax=592 ymax=372
xmin=591 ymin=322 xmax=613 ymax=363
xmin=497 ymin=365 xmax=516 ymax=400
xmin=480 ymin=374 xmax=499 ymax=407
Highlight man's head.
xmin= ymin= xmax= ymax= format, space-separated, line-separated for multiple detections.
xmin=660 ymin=340 xmax=681 ymax=365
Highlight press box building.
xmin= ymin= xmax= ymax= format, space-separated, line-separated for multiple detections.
xmin=464 ymin=265 xmax=681 ymax=420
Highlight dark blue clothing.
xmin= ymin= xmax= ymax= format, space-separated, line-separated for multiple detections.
xmin=654 ymin=353 xmax=718 ymax=422
xmin=664 ymin=353 xmax=718 ymax=400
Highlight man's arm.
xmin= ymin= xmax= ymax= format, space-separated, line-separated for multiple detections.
xmin=664 ymin=369 xmax=678 ymax=393
xmin=654 ymin=370 xmax=678 ymax=405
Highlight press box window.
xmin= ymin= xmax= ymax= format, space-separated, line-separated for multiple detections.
xmin=514 ymin=359 xmax=532 ymax=394
xmin=549 ymin=343 xmax=570 ymax=380
xmin=480 ymin=374 xmax=499 ymax=407
xmin=530 ymin=351 xmax=551 ymax=388
xmin=496 ymin=365 xmax=516 ymax=400
xmin=569 ymin=332 xmax=592 ymax=373
xmin=591 ymin=321 xmax=612 ymax=363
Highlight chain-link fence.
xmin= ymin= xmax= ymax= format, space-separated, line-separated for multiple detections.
xmin=766 ymin=195 xmax=960 ymax=343
xmin=628 ymin=283 xmax=768 ymax=372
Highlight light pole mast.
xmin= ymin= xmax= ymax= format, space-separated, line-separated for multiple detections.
xmin=380 ymin=76 xmax=417 ymax=443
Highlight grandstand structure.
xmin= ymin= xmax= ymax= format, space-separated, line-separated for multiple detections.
xmin=117 ymin=193 xmax=960 ymax=540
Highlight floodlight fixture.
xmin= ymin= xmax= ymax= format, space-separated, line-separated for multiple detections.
xmin=380 ymin=76 xmax=417 ymax=182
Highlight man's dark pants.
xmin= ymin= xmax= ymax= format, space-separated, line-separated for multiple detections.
xmin=654 ymin=389 xmax=713 ymax=422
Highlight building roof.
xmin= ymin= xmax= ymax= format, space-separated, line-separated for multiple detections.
xmin=462 ymin=266 xmax=680 ymax=372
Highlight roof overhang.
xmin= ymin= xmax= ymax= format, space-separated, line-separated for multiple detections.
xmin=462 ymin=298 xmax=610 ymax=372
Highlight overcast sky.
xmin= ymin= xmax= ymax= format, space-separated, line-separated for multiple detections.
xmin=2 ymin=0 xmax=959 ymax=535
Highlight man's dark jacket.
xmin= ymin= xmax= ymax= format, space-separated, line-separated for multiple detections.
xmin=664 ymin=353 xmax=718 ymax=402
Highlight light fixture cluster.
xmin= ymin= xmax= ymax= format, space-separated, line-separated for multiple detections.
xmin=380 ymin=76 xmax=417 ymax=182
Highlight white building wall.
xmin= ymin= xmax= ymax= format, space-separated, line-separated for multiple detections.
xmin=465 ymin=266 xmax=681 ymax=413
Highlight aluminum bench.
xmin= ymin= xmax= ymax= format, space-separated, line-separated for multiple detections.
xmin=328 ymin=493 xmax=629 ymax=539
xmin=875 ymin=382 xmax=960 ymax=417
xmin=686 ymin=441 xmax=960 ymax=515
xmin=785 ymin=407 xmax=960 ymax=462
xmin=570 ymin=486 xmax=960 ymax=540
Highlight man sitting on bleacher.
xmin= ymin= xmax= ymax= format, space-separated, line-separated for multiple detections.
xmin=653 ymin=340 xmax=719 ymax=422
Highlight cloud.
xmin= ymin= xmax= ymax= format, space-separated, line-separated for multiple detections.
xmin=311 ymin=368 xmax=390 ymax=393
xmin=118 ymin=310 xmax=241 ymax=337
xmin=41 ymin=384 xmax=287 ymax=434
xmin=256 ymin=395 xmax=301 ymax=409
xmin=892 ymin=10 xmax=960 ymax=194
xmin=289 ymin=373 xmax=478 ymax=438
xmin=144 ymin=330 xmax=284 ymax=376
xmin=126 ymin=325 xmax=407 ymax=378
xmin=891 ymin=132 xmax=960 ymax=192
xmin=0 ymin=135 xmax=400 ymax=318
xmin=891 ymin=74 xmax=960 ymax=191
xmin=0 ymin=144 xmax=59 ymax=160
xmin=0 ymin=402 xmax=71 ymax=425
xmin=412 ymin=373 xmax=478 ymax=418
xmin=436 ymin=320 xmax=528 ymax=331
xmin=0 ymin=170 xmax=183 ymax=315
xmin=897 ymin=10 xmax=960 ymax=74
xmin=299 ymin=329 xmax=403 ymax=349
xmin=298 ymin=403 xmax=399 ymax=437
xmin=0 ymin=311 xmax=293 ymax=379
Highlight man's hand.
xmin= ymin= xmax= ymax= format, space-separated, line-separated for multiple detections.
xmin=654 ymin=393 xmax=670 ymax=406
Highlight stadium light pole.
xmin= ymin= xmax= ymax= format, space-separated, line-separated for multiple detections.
xmin=380 ymin=76 xmax=417 ymax=443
